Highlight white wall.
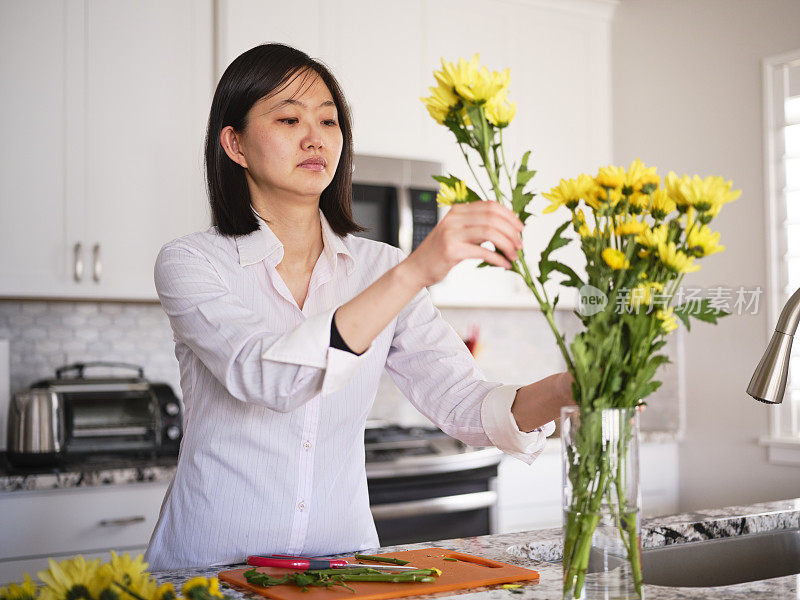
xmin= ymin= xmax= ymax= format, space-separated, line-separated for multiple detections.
xmin=612 ymin=0 xmax=800 ymax=511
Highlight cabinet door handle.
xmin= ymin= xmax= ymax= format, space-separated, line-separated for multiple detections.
xmin=98 ymin=515 xmax=146 ymax=527
xmin=92 ymin=243 xmax=102 ymax=282
xmin=73 ymin=242 xmax=84 ymax=282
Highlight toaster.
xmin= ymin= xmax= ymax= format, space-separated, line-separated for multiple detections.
xmin=6 ymin=361 xmax=182 ymax=467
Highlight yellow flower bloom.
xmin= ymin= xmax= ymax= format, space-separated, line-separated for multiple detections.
xmin=686 ymin=222 xmax=724 ymax=257
xmin=183 ymin=577 xmax=224 ymax=600
xmin=436 ymin=180 xmax=469 ymax=206
xmin=649 ymin=189 xmax=676 ymax=220
xmin=420 ymin=83 xmax=459 ymax=125
xmin=434 ymin=54 xmax=509 ymax=105
xmin=629 ymin=281 xmax=664 ymax=309
xmin=543 ymin=175 xmax=594 ymax=213
xmin=636 ymin=223 xmax=669 ymax=249
xmin=657 ymin=307 xmax=679 ymax=333
xmin=596 ymin=165 xmax=626 ymax=190
xmin=38 ymin=556 xmax=102 ymax=600
xmin=625 ymin=158 xmax=660 ymax=193
xmin=602 ymin=248 xmax=629 ymax=270
xmin=665 ymin=172 xmax=741 ymax=215
xmin=615 ymin=217 xmax=647 ymax=236
xmin=484 ymin=90 xmax=516 ymax=127
xmin=0 ymin=574 xmax=37 ymax=600
xmin=657 ymin=241 xmax=700 ymax=273
xmin=628 ymin=191 xmax=649 ymax=213
xmin=95 ymin=552 xmax=152 ymax=600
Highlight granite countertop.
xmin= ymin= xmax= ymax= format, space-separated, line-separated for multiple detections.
xmin=149 ymin=498 xmax=799 ymax=600
xmin=0 ymin=453 xmax=178 ymax=492
xmin=0 ymin=430 xmax=681 ymax=493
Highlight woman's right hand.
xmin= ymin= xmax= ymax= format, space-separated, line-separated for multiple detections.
xmin=400 ymin=201 xmax=525 ymax=289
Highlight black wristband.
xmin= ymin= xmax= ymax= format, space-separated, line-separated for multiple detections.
xmin=330 ymin=309 xmax=361 ymax=355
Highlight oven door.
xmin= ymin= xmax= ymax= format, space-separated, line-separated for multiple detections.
xmin=368 ymin=465 xmax=498 ymax=546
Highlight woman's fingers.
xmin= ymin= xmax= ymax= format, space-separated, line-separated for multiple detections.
xmin=462 ymin=223 xmax=521 ymax=263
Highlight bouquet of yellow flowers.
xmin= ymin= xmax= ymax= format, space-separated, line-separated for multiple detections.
xmin=0 ymin=554 xmax=230 ymax=600
xmin=422 ymin=55 xmax=739 ymax=599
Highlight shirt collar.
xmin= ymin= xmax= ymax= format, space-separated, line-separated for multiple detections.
xmin=236 ymin=207 xmax=354 ymax=275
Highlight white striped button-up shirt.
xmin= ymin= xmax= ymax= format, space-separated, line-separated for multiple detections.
xmin=144 ymin=209 xmax=554 ymax=570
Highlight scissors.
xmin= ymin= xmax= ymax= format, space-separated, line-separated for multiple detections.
xmin=246 ymin=554 xmax=417 ymax=571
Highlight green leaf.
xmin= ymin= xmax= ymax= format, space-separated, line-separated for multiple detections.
xmin=537 ymin=221 xmax=573 ymax=285
xmin=466 ymin=105 xmax=487 ymax=148
xmin=548 ymin=262 xmax=584 ymax=289
xmin=511 ymin=151 xmax=537 ymax=223
xmin=431 ymin=174 xmax=483 ymax=202
xmin=673 ymin=298 xmax=730 ymax=331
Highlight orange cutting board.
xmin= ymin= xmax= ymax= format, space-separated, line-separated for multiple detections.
xmin=218 ymin=548 xmax=539 ymax=600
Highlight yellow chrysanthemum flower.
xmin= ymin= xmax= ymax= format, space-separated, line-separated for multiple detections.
xmin=615 ymin=217 xmax=647 ymax=236
xmin=543 ymin=174 xmax=594 ymax=213
xmin=436 ymin=180 xmax=469 ymax=206
xmin=183 ymin=578 xmax=224 ymax=600
xmin=434 ymin=55 xmax=509 ymax=105
xmin=657 ymin=241 xmax=700 ymax=273
xmin=420 ymin=83 xmax=459 ymax=125
xmin=629 ymin=281 xmax=664 ymax=309
xmin=625 ymin=158 xmax=660 ymax=193
xmin=596 ymin=165 xmax=626 ymax=190
xmin=649 ymin=189 xmax=676 ymax=220
xmin=484 ymin=90 xmax=517 ymax=127
xmin=636 ymin=223 xmax=669 ymax=249
xmin=628 ymin=191 xmax=649 ymax=214
xmin=686 ymin=222 xmax=724 ymax=257
xmin=38 ymin=556 xmax=102 ymax=600
xmin=656 ymin=307 xmax=679 ymax=334
xmin=95 ymin=552 xmax=153 ymax=600
xmin=665 ymin=172 xmax=741 ymax=215
xmin=0 ymin=574 xmax=37 ymax=600
xmin=602 ymin=248 xmax=629 ymax=270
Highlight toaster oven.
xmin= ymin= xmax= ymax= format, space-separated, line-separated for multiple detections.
xmin=6 ymin=362 xmax=182 ymax=466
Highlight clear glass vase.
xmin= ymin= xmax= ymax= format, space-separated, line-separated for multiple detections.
xmin=561 ymin=406 xmax=642 ymax=600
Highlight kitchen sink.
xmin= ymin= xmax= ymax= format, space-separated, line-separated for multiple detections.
xmin=641 ymin=527 xmax=800 ymax=587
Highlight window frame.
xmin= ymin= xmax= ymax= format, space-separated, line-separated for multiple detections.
xmin=760 ymin=48 xmax=800 ymax=465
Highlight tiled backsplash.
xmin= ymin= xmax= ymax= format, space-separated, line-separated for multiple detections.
xmin=0 ymin=300 xmax=683 ymax=435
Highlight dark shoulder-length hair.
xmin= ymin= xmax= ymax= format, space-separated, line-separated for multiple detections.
xmin=205 ymin=43 xmax=363 ymax=237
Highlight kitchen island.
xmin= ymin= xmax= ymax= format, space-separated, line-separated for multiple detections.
xmin=150 ymin=498 xmax=799 ymax=599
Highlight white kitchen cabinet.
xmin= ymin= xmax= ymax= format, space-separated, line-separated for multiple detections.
xmin=496 ymin=440 xmax=678 ymax=533
xmin=0 ymin=481 xmax=169 ymax=585
xmin=0 ymin=0 xmax=213 ymax=300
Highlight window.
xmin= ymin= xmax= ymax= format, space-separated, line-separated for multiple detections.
xmin=763 ymin=49 xmax=800 ymax=463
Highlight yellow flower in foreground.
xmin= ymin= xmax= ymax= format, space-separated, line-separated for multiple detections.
xmin=435 ymin=54 xmax=509 ymax=105
xmin=596 ymin=165 xmax=626 ymax=190
xmin=543 ymin=174 xmax=594 ymax=213
xmin=602 ymin=248 xmax=629 ymax=270
xmin=484 ymin=90 xmax=517 ymax=127
xmin=38 ymin=556 xmax=102 ymax=600
xmin=657 ymin=241 xmax=700 ymax=273
xmin=648 ymin=189 xmax=676 ymax=220
xmin=96 ymin=552 xmax=152 ymax=600
xmin=657 ymin=307 xmax=679 ymax=334
xmin=183 ymin=577 xmax=224 ymax=600
xmin=436 ymin=180 xmax=469 ymax=206
xmin=0 ymin=574 xmax=37 ymax=600
xmin=615 ymin=217 xmax=647 ymax=236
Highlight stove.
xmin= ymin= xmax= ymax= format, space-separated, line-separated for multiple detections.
xmin=363 ymin=422 xmax=503 ymax=546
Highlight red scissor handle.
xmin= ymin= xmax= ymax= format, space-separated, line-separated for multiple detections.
xmin=246 ymin=555 xmax=348 ymax=570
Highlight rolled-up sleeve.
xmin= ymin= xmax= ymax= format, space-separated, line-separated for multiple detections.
xmin=384 ymin=251 xmax=552 ymax=460
xmin=154 ymin=242 xmax=372 ymax=411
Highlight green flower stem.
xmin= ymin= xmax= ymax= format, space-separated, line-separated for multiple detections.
xmin=498 ymin=129 xmax=515 ymax=190
xmin=458 ymin=143 xmax=492 ymax=200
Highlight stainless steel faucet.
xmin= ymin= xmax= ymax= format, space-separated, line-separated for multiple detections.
xmin=747 ymin=287 xmax=800 ymax=403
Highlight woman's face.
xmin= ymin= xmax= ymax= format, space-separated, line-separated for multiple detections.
xmin=232 ymin=71 xmax=343 ymax=203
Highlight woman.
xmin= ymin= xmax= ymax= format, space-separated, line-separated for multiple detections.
xmin=145 ymin=43 xmax=574 ymax=570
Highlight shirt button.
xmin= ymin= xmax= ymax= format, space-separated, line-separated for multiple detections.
xmin=298 ymin=501 xmax=306 ymax=511
xmin=303 ymin=441 xmax=312 ymax=450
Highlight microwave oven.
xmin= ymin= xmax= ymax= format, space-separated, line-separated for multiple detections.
xmin=351 ymin=154 xmax=443 ymax=254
